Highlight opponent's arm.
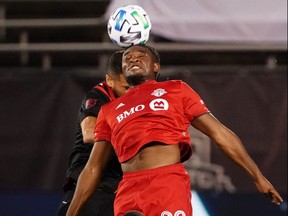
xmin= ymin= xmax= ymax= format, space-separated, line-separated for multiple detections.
xmin=191 ymin=113 xmax=283 ymax=205
xmin=66 ymin=140 xmax=113 ymax=216
xmin=81 ymin=116 xmax=97 ymax=144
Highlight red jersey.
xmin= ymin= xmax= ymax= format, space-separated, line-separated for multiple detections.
xmin=95 ymin=80 xmax=209 ymax=163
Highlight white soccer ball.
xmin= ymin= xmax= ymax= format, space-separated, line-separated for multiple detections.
xmin=107 ymin=5 xmax=152 ymax=48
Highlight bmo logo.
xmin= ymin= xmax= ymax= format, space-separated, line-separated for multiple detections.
xmin=116 ymin=104 xmax=145 ymax=123
xmin=149 ymin=98 xmax=169 ymax=111
xmin=116 ymin=99 xmax=169 ymax=123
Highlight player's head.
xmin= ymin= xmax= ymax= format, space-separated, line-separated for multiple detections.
xmin=106 ymin=50 xmax=129 ymax=97
xmin=122 ymin=44 xmax=161 ymax=87
xmin=123 ymin=210 xmax=144 ymax=216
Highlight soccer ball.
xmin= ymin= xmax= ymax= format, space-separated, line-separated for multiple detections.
xmin=107 ymin=5 xmax=152 ymax=48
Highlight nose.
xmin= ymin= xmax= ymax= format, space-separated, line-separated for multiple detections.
xmin=129 ymin=56 xmax=139 ymax=63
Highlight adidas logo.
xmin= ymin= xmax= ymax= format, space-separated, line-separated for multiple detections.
xmin=116 ymin=103 xmax=125 ymax=110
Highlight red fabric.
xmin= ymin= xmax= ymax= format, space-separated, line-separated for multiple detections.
xmin=94 ymin=80 xmax=209 ymax=162
xmin=114 ymin=163 xmax=192 ymax=216
xmin=95 ymin=82 xmax=116 ymax=101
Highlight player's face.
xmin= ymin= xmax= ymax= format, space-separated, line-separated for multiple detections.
xmin=110 ymin=74 xmax=129 ymax=97
xmin=122 ymin=46 xmax=155 ymax=80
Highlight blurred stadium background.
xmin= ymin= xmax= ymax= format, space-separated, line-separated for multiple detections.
xmin=0 ymin=0 xmax=287 ymax=215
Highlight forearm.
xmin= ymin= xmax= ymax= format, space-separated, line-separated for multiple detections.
xmin=66 ymin=141 xmax=113 ymax=215
xmin=216 ymin=127 xmax=263 ymax=182
xmin=191 ymin=114 xmax=283 ymax=204
xmin=66 ymin=165 xmax=101 ymax=216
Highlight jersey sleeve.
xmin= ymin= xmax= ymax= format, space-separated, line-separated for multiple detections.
xmin=79 ymin=89 xmax=110 ymax=123
xmin=181 ymin=81 xmax=210 ymax=121
xmin=94 ymin=108 xmax=112 ymax=142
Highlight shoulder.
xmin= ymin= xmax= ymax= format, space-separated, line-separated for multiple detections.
xmin=87 ymin=82 xmax=114 ymax=99
xmin=161 ymin=80 xmax=200 ymax=99
xmin=161 ymin=79 xmax=185 ymax=85
xmin=93 ymin=82 xmax=110 ymax=94
xmin=85 ymin=86 xmax=103 ymax=99
xmin=160 ymin=79 xmax=191 ymax=90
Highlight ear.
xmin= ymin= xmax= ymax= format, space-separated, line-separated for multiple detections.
xmin=106 ymin=74 xmax=114 ymax=87
xmin=153 ymin=62 xmax=160 ymax=76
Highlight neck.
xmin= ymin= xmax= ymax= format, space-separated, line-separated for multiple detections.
xmin=126 ymin=74 xmax=151 ymax=87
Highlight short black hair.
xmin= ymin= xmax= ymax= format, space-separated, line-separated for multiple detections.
xmin=130 ymin=44 xmax=161 ymax=64
xmin=107 ymin=50 xmax=125 ymax=76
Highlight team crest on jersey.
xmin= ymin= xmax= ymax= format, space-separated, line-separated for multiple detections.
xmin=151 ymin=88 xmax=167 ymax=97
xmin=149 ymin=98 xmax=169 ymax=111
xmin=85 ymin=99 xmax=97 ymax=109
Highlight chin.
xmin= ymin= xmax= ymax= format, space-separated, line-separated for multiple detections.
xmin=126 ymin=74 xmax=146 ymax=86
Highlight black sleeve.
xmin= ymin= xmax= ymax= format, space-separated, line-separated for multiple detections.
xmin=78 ymin=88 xmax=110 ymax=123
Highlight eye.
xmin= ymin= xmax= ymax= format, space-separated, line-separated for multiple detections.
xmin=124 ymin=54 xmax=131 ymax=60
xmin=138 ymin=54 xmax=145 ymax=58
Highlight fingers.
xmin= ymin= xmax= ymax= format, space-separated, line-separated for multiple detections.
xmin=264 ymin=190 xmax=283 ymax=205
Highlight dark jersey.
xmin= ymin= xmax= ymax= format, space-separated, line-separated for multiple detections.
xmin=65 ymin=82 xmax=122 ymax=193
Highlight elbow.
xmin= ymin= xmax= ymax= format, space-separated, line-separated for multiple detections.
xmin=213 ymin=128 xmax=244 ymax=158
xmin=84 ymin=162 xmax=101 ymax=177
xmin=83 ymin=136 xmax=94 ymax=144
xmin=82 ymin=131 xmax=95 ymax=144
xmin=213 ymin=126 xmax=237 ymax=149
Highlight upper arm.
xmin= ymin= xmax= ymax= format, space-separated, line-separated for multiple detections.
xmin=191 ymin=113 xmax=225 ymax=142
xmin=191 ymin=112 xmax=241 ymax=150
xmin=80 ymin=89 xmax=110 ymax=143
xmin=81 ymin=116 xmax=97 ymax=144
xmin=94 ymin=108 xmax=112 ymax=143
xmin=85 ymin=140 xmax=113 ymax=172
xmin=181 ymin=82 xmax=210 ymax=121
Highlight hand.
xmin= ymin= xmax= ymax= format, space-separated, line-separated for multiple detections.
xmin=255 ymin=177 xmax=283 ymax=205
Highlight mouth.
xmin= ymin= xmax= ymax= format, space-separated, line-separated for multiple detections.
xmin=128 ymin=64 xmax=142 ymax=71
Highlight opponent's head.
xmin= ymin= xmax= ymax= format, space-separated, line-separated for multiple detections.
xmin=122 ymin=44 xmax=160 ymax=87
xmin=123 ymin=210 xmax=144 ymax=216
xmin=106 ymin=50 xmax=129 ymax=97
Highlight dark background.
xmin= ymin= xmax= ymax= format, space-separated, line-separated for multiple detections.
xmin=0 ymin=0 xmax=287 ymax=215
xmin=0 ymin=67 xmax=286 ymax=216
